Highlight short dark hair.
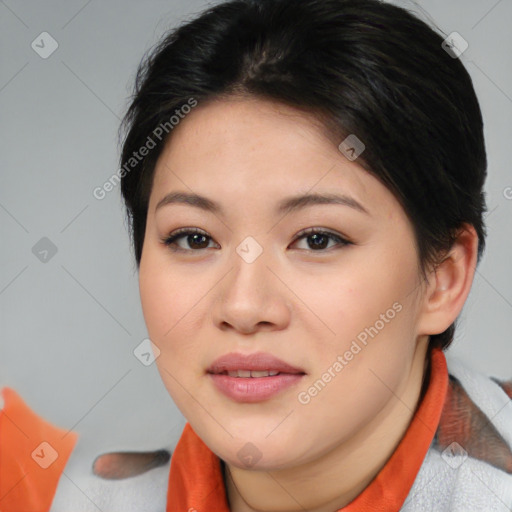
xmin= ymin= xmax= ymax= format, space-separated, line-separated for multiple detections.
xmin=119 ymin=0 xmax=487 ymax=350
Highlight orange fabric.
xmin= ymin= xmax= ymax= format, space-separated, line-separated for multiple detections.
xmin=0 ymin=387 xmax=78 ymax=512
xmin=342 ymin=348 xmax=448 ymax=510
xmin=166 ymin=423 xmax=230 ymax=511
xmin=166 ymin=347 xmax=448 ymax=511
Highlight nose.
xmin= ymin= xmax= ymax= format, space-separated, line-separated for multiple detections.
xmin=211 ymin=246 xmax=291 ymax=335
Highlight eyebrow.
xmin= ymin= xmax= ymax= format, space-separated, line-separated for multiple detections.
xmin=155 ymin=191 xmax=370 ymax=216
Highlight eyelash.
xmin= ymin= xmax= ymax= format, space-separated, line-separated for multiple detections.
xmin=161 ymin=227 xmax=351 ymax=254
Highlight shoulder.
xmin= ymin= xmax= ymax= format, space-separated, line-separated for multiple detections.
xmin=444 ymin=353 xmax=512 ymax=453
xmin=402 ymin=355 xmax=512 ymax=511
xmin=0 ymin=387 xmax=78 ymax=510
xmin=49 ymin=441 xmax=172 ymax=511
xmin=0 ymin=386 xmax=172 ymax=511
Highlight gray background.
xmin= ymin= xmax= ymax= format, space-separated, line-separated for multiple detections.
xmin=1 ymin=0 xmax=511 ymax=454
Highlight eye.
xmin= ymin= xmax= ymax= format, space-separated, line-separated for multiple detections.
xmin=162 ymin=227 xmax=351 ymax=254
xmin=161 ymin=228 xmax=218 ymax=253
xmin=290 ymin=228 xmax=351 ymax=252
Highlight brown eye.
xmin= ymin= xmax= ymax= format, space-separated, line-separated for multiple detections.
xmin=162 ymin=228 xmax=217 ymax=252
xmin=161 ymin=227 xmax=351 ymax=254
xmin=291 ymin=228 xmax=351 ymax=251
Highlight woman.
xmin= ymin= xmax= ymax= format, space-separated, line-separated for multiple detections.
xmin=1 ymin=0 xmax=511 ymax=510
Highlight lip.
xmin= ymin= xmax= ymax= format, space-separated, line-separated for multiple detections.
xmin=207 ymin=352 xmax=306 ymax=403
xmin=207 ymin=351 xmax=305 ymax=374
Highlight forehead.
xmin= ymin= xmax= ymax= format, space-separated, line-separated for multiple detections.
xmin=149 ymin=97 xmax=396 ymax=218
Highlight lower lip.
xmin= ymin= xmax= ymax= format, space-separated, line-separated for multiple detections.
xmin=208 ymin=373 xmax=305 ymax=403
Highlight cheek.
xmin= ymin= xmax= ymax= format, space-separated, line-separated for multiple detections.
xmin=138 ymin=249 xmax=208 ymax=369
xmin=138 ymin=258 xmax=168 ymax=339
xmin=138 ymin=252 xmax=203 ymax=408
xmin=299 ymin=247 xmax=421 ymax=391
xmin=300 ymin=256 xmax=415 ymax=346
xmin=139 ymin=250 xmax=187 ymax=344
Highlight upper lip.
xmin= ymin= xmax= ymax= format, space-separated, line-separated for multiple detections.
xmin=207 ymin=352 xmax=306 ymax=374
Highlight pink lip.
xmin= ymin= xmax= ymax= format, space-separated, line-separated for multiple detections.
xmin=207 ymin=352 xmax=306 ymax=403
xmin=207 ymin=352 xmax=305 ymax=374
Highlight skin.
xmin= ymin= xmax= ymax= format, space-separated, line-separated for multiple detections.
xmin=138 ymin=96 xmax=478 ymax=512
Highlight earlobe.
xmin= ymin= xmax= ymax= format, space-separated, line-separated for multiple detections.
xmin=417 ymin=224 xmax=479 ymax=336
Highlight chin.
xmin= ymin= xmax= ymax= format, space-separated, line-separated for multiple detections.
xmin=210 ymin=430 xmax=305 ymax=471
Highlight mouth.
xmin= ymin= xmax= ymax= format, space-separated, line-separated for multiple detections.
xmin=207 ymin=351 xmax=306 ymax=376
xmin=214 ymin=370 xmax=289 ymax=378
xmin=206 ymin=352 xmax=306 ymax=402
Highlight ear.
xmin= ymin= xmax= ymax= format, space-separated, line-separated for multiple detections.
xmin=417 ymin=224 xmax=479 ymax=336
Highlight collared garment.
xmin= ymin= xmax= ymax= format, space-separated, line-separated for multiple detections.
xmin=1 ymin=348 xmax=511 ymax=511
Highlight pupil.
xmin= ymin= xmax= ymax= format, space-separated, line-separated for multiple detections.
xmin=190 ymin=234 xmax=207 ymax=249
xmin=186 ymin=233 xmax=329 ymax=250
xmin=310 ymin=233 xmax=327 ymax=250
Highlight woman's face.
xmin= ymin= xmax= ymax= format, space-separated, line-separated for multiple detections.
xmin=139 ymin=96 xmax=428 ymax=470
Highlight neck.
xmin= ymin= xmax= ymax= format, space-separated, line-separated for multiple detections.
xmin=224 ymin=340 xmax=430 ymax=512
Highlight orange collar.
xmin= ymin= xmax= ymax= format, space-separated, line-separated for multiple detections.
xmin=166 ymin=347 xmax=448 ymax=511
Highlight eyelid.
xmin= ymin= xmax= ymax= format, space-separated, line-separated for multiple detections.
xmin=292 ymin=227 xmax=350 ymax=243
